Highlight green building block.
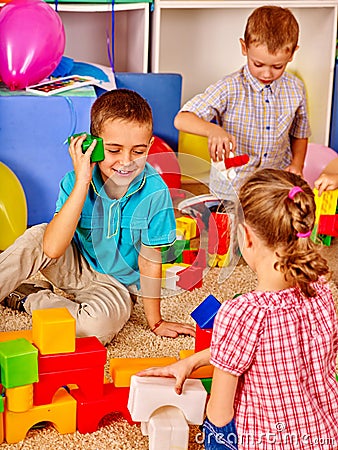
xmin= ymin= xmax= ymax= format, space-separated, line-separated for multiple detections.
xmin=0 ymin=396 xmax=4 ymax=413
xmin=201 ymin=377 xmax=213 ymax=394
xmin=0 ymin=338 xmax=38 ymax=388
xmin=161 ymin=240 xmax=190 ymax=264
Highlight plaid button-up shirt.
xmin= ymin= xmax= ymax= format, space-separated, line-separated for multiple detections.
xmin=182 ymin=65 xmax=311 ymax=198
xmin=210 ymin=282 xmax=338 ymax=449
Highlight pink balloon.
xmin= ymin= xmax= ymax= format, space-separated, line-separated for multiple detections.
xmin=0 ymin=0 xmax=65 ymax=90
xmin=303 ymin=143 xmax=338 ymax=188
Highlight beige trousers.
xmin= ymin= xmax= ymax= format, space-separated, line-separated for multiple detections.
xmin=0 ymin=224 xmax=133 ymax=345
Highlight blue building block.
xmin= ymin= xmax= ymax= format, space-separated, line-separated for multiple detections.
xmin=190 ymin=295 xmax=221 ymax=329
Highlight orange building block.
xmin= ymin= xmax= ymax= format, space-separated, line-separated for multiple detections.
xmin=4 ymin=388 xmax=77 ymax=444
xmin=110 ymin=357 xmax=177 ymax=387
xmin=0 ymin=413 xmax=3 ymax=445
xmin=6 ymin=384 xmax=33 ymax=412
xmin=32 ymin=308 xmax=76 ymax=355
xmin=179 ymin=350 xmax=214 ymax=379
xmin=0 ymin=330 xmax=32 ymax=343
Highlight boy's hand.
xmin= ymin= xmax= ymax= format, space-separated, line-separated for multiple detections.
xmin=68 ymin=134 xmax=96 ymax=185
xmin=152 ymin=320 xmax=195 ymax=338
xmin=285 ymin=163 xmax=303 ymax=177
xmin=314 ymin=173 xmax=338 ymax=196
xmin=207 ymin=126 xmax=236 ymax=162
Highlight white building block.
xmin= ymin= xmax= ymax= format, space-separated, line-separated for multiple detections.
xmin=142 ymin=406 xmax=189 ymax=450
xmin=164 ymin=265 xmax=185 ymax=290
xmin=128 ymin=375 xmax=207 ymax=424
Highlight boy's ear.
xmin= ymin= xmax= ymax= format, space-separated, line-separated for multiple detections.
xmin=240 ymin=38 xmax=248 ymax=56
xmin=146 ymin=136 xmax=154 ymax=155
xmin=288 ymin=45 xmax=299 ymax=62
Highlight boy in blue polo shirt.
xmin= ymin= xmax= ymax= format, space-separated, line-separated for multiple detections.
xmin=1 ymin=89 xmax=195 ymax=344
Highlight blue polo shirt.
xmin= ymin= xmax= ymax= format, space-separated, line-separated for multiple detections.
xmin=55 ymin=163 xmax=176 ymax=287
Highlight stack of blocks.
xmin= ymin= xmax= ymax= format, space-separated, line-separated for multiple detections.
xmin=187 ymin=294 xmax=222 ymax=394
xmin=161 ymin=216 xmax=206 ymax=291
xmin=0 ymin=307 xmax=211 ymax=449
xmin=208 ymin=211 xmax=232 ymax=268
xmin=312 ymin=188 xmax=338 ymax=244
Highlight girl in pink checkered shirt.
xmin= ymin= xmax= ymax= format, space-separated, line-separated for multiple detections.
xmin=140 ymin=168 xmax=338 ymax=450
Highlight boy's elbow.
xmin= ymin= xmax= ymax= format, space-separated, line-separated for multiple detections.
xmin=174 ymin=112 xmax=186 ymax=130
xmin=42 ymin=239 xmax=63 ymax=259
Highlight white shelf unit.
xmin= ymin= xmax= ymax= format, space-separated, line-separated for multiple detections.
xmin=51 ymin=2 xmax=150 ymax=72
xmin=151 ymin=0 xmax=338 ymax=145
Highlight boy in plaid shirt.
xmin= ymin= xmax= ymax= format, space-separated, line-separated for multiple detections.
xmin=175 ymin=6 xmax=311 ymax=199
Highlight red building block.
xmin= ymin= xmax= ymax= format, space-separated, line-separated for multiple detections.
xmin=34 ymin=336 xmax=106 ymax=406
xmin=182 ymin=248 xmax=207 ymax=269
xmin=195 ymin=325 xmax=213 ymax=352
xmin=208 ymin=212 xmax=230 ymax=256
xmin=70 ymin=383 xmax=134 ymax=433
xmin=318 ymin=214 xmax=338 ymax=237
xmin=224 ymin=154 xmax=249 ymax=169
xmin=176 ymin=266 xmax=203 ymax=291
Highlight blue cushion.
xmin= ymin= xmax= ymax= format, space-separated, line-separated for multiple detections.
xmin=114 ymin=73 xmax=182 ymax=152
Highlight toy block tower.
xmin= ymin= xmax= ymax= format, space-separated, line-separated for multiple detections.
xmin=208 ymin=211 xmax=231 ymax=267
xmin=312 ymin=188 xmax=338 ymax=245
xmin=190 ymin=295 xmax=221 ymax=352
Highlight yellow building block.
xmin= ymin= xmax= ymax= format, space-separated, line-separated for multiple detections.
xmin=32 ymin=308 xmax=76 ymax=355
xmin=176 ymin=216 xmax=197 ymax=240
xmin=0 ymin=330 xmax=32 ymax=343
xmin=179 ymin=349 xmax=214 ymax=379
xmin=5 ymin=388 xmax=77 ymax=444
xmin=6 ymin=384 xmax=33 ymax=412
xmin=314 ymin=188 xmax=338 ymax=222
xmin=110 ymin=357 xmax=177 ymax=387
xmin=208 ymin=251 xmax=230 ymax=268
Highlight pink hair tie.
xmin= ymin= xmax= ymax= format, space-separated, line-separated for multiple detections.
xmin=288 ymin=186 xmax=303 ymax=200
xmin=296 ymin=230 xmax=312 ymax=238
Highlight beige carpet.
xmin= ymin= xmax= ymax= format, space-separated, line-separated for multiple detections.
xmin=0 ymin=241 xmax=337 ymax=449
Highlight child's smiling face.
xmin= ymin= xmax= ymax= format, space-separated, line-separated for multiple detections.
xmin=98 ymin=118 xmax=153 ymax=198
xmin=240 ymin=39 xmax=295 ymax=86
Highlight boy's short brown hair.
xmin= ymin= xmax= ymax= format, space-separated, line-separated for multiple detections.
xmin=244 ymin=6 xmax=299 ymax=55
xmin=90 ymin=88 xmax=153 ymax=137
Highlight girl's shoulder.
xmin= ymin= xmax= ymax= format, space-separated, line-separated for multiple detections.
xmin=227 ymin=280 xmax=333 ymax=310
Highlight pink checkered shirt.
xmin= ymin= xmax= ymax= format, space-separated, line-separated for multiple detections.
xmin=210 ymin=281 xmax=338 ymax=449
